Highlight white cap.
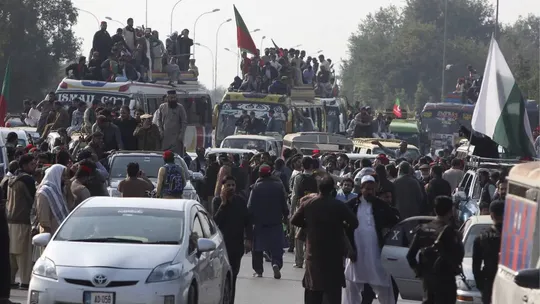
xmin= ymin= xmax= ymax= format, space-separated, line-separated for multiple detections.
xmin=354 ymin=167 xmax=375 ymax=185
xmin=361 ymin=175 xmax=376 ymax=185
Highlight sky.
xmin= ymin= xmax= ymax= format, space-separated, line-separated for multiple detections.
xmin=71 ymin=0 xmax=539 ymax=91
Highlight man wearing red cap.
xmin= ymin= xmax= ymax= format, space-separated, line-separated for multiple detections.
xmin=247 ymin=164 xmax=288 ymax=279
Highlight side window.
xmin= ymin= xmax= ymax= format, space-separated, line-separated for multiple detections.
xmin=458 ymin=173 xmax=470 ymax=189
xmin=189 ymin=216 xmax=204 ymax=253
xmin=384 ymin=219 xmax=432 ymax=248
xmin=464 ymin=173 xmax=474 ymax=194
xmin=471 ymin=178 xmax=482 ymax=199
xmin=198 ymin=212 xmax=213 ymax=238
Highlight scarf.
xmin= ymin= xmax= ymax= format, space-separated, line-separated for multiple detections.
xmin=36 ymin=164 xmax=69 ymax=225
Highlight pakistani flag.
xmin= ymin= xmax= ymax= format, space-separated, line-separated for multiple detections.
xmin=471 ymin=36 xmax=535 ymax=157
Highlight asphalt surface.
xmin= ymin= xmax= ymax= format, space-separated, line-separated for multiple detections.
xmin=11 ymin=252 xmax=420 ymax=304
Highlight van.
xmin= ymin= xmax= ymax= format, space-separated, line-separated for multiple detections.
xmin=352 ymin=138 xmax=420 ymax=160
xmin=220 ymin=134 xmax=282 ymax=157
xmin=492 ymin=161 xmax=540 ymax=303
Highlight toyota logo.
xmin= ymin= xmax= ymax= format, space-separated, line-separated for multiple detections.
xmin=92 ymin=274 xmax=108 ymax=286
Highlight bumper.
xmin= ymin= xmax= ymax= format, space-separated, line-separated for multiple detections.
xmin=28 ymin=268 xmax=190 ymax=304
xmin=456 ymin=289 xmax=482 ymax=304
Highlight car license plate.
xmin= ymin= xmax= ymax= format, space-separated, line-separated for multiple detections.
xmin=83 ymin=291 xmax=115 ymax=304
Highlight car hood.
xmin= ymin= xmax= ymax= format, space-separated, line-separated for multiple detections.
xmin=109 ymin=178 xmax=195 ymax=191
xmin=45 ymin=241 xmax=180 ymax=269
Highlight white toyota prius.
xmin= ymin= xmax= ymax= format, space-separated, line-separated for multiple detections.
xmin=29 ymin=197 xmax=232 ymax=304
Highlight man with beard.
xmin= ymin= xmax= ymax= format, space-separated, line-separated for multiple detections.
xmin=122 ymin=18 xmax=136 ymax=53
xmin=156 ymin=90 xmax=187 ymax=155
xmin=92 ymin=21 xmax=113 ymax=63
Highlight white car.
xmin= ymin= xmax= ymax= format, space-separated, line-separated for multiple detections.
xmin=30 ymin=197 xmax=233 ymax=304
xmin=106 ymin=151 xmax=201 ymax=201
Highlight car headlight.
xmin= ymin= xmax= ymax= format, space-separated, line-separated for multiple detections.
xmin=33 ymin=257 xmax=58 ymax=280
xmin=146 ymin=262 xmax=183 ymax=283
xmin=108 ymin=188 xmax=121 ymax=197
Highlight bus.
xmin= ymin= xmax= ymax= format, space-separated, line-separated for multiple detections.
xmin=55 ymin=74 xmax=212 ymax=151
xmin=213 ymin=92 xmax=290 ymax=147
xmin=492 ymin=160 xmax=540 ymax=304
xmin=420 ymin=103 xmax=474 ymax=149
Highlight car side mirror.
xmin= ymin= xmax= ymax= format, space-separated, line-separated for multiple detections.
xmin=32 ymin=233 xmax=52 ymax=247
xmin=514 ymin=268 xmax=540 ymax=289
xmin=197 ymin=238 xmax=216 ymax=253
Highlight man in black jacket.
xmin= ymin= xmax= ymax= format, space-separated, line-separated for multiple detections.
xmin=472 ymin=200 xmax=504 ymax=304
xmin=426 ymin=165 xmax=452 ymax=212
xmin=92 ymin=21 xmax=113 ymax=63
xmin=213 ymin=176 xmax=252 ymax=304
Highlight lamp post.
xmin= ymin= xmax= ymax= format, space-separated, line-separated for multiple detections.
xmin=224 ymin=48 xmax=240 ymax=76
xmin=170 ymin=0 xmax=184 ymax=34
xmin=316 ymin=50 xmax=323 ymax=54
xmin=193 ymin=8 xmax=220 ymax=59
xmin=195 ymin=43 xmax=215 ymax=90
xmin=251 ymin=29 xmax=260 ymax=33
xmin=105 ymin=17 xmax=125 ymax=27
xmin=145 ymin=0 xmax=148 ymax=27
xmin=75 ymin=8 xmax=100 ymax=28
xmin=260 ymin=36 xmax=266 ymax=50
xmin=215 ymin=18 xmax=232 ymax=91
xmin=441 ymin=0 xmax=448 ymax=101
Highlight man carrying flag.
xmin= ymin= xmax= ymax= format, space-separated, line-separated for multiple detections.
xmin=471 ymin=36 xmax=535 ymax=158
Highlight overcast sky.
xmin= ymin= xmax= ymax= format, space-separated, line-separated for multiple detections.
xmin=72 ymin=0 xmax=539 ymax=90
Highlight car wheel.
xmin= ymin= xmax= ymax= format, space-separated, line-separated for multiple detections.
xmin=188 ymin=284 xmax=197 ymax=304
xmin=221 ymin=275 xmax=232 ymax=304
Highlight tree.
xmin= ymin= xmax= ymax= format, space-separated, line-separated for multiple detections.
xmin=0 ymin=0 xmax=79 ymax=110
xmin=414 ymin=81 xmax=430 ymax=111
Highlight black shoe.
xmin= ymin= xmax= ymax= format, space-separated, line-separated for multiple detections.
xmin=10 ymin=283 xmax=19 ymax=289
xmin=272 ymin=264 xmax=281 ymax=279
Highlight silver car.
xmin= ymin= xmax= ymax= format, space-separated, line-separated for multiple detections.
xmin=106 ymin=151 xmax=201 ymax=200
xmin=30 ymin=197 xmax=233 ymax=304
xmin=380 ymin=215 xmax=490 ymax=302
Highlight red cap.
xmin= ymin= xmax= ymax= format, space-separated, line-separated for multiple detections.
xmin=163 ymin=150 xmax=174 ymax=159
xmin=312 ymin=149 xmax=320 ymax=155
xmin=259 ymin=165 xmax=272 ymax=175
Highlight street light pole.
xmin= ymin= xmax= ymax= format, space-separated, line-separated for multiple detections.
xmin=75 ymin=8 xmax=100 ymax=28
xmin=215 ymin=18 xmax=232 ymax=90
xmin=441 ymin=0 xmax=448 ymax=101
xmin=260 ymin=36 xmax=266 ymax=50
xmin=195 ymin=43 xmax=215 ymax=90
xmin=224 ymin=48 xmax=240 ymax=76
xmin=105 ymin=17 xmax=125 ymax=27
xmin=145 ymin=0 xmax=148 ymax=28
xmin=193 ymin=9 xmax=220 ymax=59
xmin=495 ymin=0 xmax=500 ymax=40
xmin=170 ymin=0 xmax=184 ymax=34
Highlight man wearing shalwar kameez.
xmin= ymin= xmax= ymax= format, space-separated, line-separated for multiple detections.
xmin=343 ymin=175 xmax=400 ymax=304
xmin=156 ymin=90 xmax=187 ymax=155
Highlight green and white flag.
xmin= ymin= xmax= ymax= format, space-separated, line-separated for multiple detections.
xmin=471 ymin=36 xmax=535 ymax=157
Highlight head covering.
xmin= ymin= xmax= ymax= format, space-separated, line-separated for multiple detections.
xmin=361 ymin=175 xmax=376 ymax=184
xmin=354 ymin=167 xmax=375 ymax=185
xmin=163 ymin=150 xmax=174 ymax=160
xmin=36 ymin=164 xmax=69 ymax=225
xmin=140 ymin=114 xmax=153 ymax=119
xmin=259 ymin=165 xmax=272 ymax=175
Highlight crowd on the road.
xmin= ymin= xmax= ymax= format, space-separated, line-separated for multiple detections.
xmin=228 ymin=47 xmax=337 ymax=97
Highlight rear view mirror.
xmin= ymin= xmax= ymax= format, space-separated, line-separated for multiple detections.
xmin=514 ymin=268 xmax=540 ymax=289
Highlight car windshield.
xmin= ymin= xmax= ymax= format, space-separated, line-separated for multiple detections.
xmin=221 ymin=138 xmax=266 ymax=151
xmin=372 ymin=147 xmax=420 ymax=160
xmin=464 ymin=223 xmax=491 ymax=257
xmin=109 ymin=155 xmax=187 ymax=179
xmin=55 ymin=207 xmax=184 ymax=244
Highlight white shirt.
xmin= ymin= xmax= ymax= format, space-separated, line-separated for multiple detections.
xmin=25 ymin=108 xmax=41 ymax=127
xmin=344 ymin=197 xmax=390 ymax=286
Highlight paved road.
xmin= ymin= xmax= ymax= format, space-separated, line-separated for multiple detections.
xmin=11 ymin=252 xmax=420 ymax=304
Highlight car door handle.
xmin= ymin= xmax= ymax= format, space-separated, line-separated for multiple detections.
xmin=386 ymin=257 xmax=398 ymax=261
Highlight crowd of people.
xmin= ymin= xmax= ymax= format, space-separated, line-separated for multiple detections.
xmin=64 ymin=18 xmax=198 ymax=85
xmin=228 ymin=48 xmax=338 ymax=97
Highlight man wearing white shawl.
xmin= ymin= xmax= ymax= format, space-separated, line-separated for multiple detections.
xmin=35 ymin=164 xmax=70 ymax=235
